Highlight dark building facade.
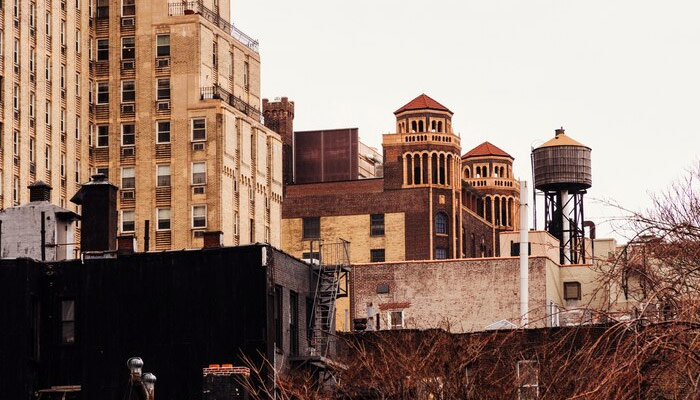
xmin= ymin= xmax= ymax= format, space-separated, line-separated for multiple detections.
xmin=294 ymin=128 xmax=360 ymax=184
xmin=0 ymin=244 xmax=315 ymax=400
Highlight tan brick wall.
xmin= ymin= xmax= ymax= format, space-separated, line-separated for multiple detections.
xmin=351 ymin=257 xmax=556 ymax=332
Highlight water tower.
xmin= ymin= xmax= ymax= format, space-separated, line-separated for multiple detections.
xmin=532 ymin=128 xmax=592 ymax=264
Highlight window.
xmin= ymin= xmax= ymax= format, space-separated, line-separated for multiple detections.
xmin=45 ymin=11 xmax=51 ymax=36
xmin=60 ymin=154 xmax=66 ymax=177
xmin=156 ymin=78 xmax=170 ymax=100
xmin=156 ymin=121 xmax=170 ymax=143
xmin=435 ymin=248 xmax=447 ymax=260
xmin=370 ymin=249 xmax=385 ymax=262
xmin=122 ymin=0 xmax=135 ymax=16
xmin=389 ymin=311 xmax=404 ymax=330
xmin=121 ymin=124 xmax=135 ymax=146
xmin=564 ymin=282 xmax=582 ymax=301
xmin=60 ymin=65 xmax=66 ymax=90
xmin=192 ymin=162 xmax=206 ymax=185
xmin=510 ymin=242 xmax=532 ymax=257
xmin=121 ymin=167 xmax=135 ymax=189
xmin=517 ymin=360 xmax=539 ymax=400
xmin=370 ymin=213 xmax=385 ymax=236
xmin=96 ymin=167 xmax=109 ymax=178
xmin=156 ymin=164 xmax=170 ymax=187
xmin=88 ymin=37 xmax=93 ymax=60
xmin=121 ymin=80 xmax=135 ymax=103
xmin=289 ymin=290 xmax=299 ymax=356
xmin=121 ymin=210 xmax=135 ymax=232
xmin=13 ymin=85 xmax=19 ymax=110
xmin=13 ymin=130 xmax=18 ymax=156
xmin=191 ymin=118 xmax=206 ymax=141
xmin=274 ymin=285 xmax=283 ymax=350
xmin=97 ymin=125 xmax=109 ymax=147
xmin=29 ymin=92 xmax=35 ymax=119
xmin=243 ymin=61 xmax=249 ymax=90
xmin=302 ymin=217 xmax=320 ymax=239
xmin=212 ymin=40 xmax=217 ymax=65
xmin=121 ymin=36 xmax=134 ymax=59
xmin=60 ymin=109 xmax=66 ymax=134
xmin=97 ymin=39 xmax=109 ymax=61
xmin=60 ymin=299 xmax=76 ymax=344
xmin=45 ymin=57 xmax=51 ymax=80
xmin=13 ymin=38 xmax=18 ymax=65
xmin=29 ymin=49 xmax=35 ymax=74
xmin=157 ymin=208 xmax=171 ymax=230
xmin=13 ymin=0 xmax=18 ymax=20
xmin=45 ymin=101 xmax=51 ymax=124
xmin=75 ymin=73 xmax=81 ymax=94
xmin=192 ymin=205 xmax=206 ymax=228
xmin=96 ymin=0 xmax=108 ymax=18
xmin=29 ymin=137 xmax=35 ymax=162
xmin=75 ymin=160 xmax=80 ymax=183
xmin=45 ymin=145 xmax=51 ymax=170
xmin=96 ymin=81 xmax=109 ymax=104
xmin=60 ymin=20 xmax=66 ymax=46
xmin=13 ymin=177 xmax=19 ymax=203
xmin=75 ymin=116 xmax=81 ymax=139
xmin=75 ymin=29 xmax=81 ymax=53
xmin=156 ymin=34 xmax=170 ymax=57
xmin=435 ymin=212 xmax=448 ymax=235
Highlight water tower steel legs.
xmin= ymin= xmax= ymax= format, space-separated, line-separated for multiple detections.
xmin=543 ymin=189 xmax=586 ymax=265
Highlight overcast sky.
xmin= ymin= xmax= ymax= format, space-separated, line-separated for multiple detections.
xmin=233 ymin=0 xmax=700 ymax=242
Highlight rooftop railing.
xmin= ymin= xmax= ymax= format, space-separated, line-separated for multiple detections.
xmin=168 ymin=2 xmax=259 ymax=53
xmin=200 ymin=86 xmax=262 ymax=122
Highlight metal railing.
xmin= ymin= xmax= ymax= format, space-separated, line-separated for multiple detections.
xmin=200 ymin=86 xmax=262 ymax=122
xmin=168 ymin=2 xmax=259 ymax=53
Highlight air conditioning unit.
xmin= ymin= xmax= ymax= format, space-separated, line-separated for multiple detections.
xmin=30 ymin=73 xmax=35 ymax=82
xmin=122 ymin=147 xmax=135 ymax=156
xmin=121 ymin=104 xmax=135 ymax=114
xmin=121 ymin=190 xmax=135 ymax=200
xmin=30 ymin=27 xmax=36 ymax=37
xmin=192 ymin=142 xmax=205 ymax=151
xmin=193 ymin=186 xmax=205 ymax=195
xmin=156 ymin=58 xmax=170 ymax=68
xmin=14 ymin=110 xmax=20 ymax=120
xmin=156 ymin=100 xmax=170 ymax=111
xmin=122 ymin=60 xmax=135 ymax=70
xmin=30 ymin=163 xmax=36 ymax=174
xmin=29 ymin=118 xmax=35 ymax=127
xmin=121 ymin=17 xmax=135 ymax=27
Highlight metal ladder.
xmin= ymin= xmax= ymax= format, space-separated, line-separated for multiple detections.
xmin=309 ymin=239 xmax=349 ymax=358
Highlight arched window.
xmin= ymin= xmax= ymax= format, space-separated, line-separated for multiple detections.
xmin=411 ymin=121 xmax=417 ymax=132
xmin=465 ymin=168 xmax=471 ymax=179
xmin=437 ymin=121 xmax=443 ymax=132
xmin=418 ymin=120 xmax=424 ymax=132
xmin=435 ymin=213 xmax=448 ymax=235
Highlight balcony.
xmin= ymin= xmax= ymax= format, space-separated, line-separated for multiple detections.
xmin=168 ymin=2 xmax=259 ymax=53
xmin=464 ymin=177 xmax=520 ymax=191
xmin=200 ymin=86 xmax=261 ymax=122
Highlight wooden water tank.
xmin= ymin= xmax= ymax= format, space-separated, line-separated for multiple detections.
xmin=532 ymin=128 xmax=592 ymax=192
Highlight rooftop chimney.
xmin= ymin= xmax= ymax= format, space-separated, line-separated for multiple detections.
xmin=28 ymin=181 xmax=52 ymax=202
xmin=555 ymin=127 xmax=565 ymax=136
xmin=70 ymin=173 xmax=118 ymax=253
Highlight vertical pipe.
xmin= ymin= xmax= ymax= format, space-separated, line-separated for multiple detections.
xmin=519 ymin=181 xmax=529 ymax=327
xmin=40 ymin=211 xmax=46 ymax=261
xmin=144 ymin=220 xmax=150 ymax=252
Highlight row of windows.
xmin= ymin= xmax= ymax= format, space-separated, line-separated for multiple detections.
xmin=302 ymin=213 xmax=450 ymax=240
xmin=95 ymin=118 xmax=206 ymax=147
xmin=96 ymin=35 xmax=170 ymax=62
xmin=121 ymin=206 xmax=207 ymax=232
xmin=116 ymin=162 xmax=207 ymax=190
xmin=95 ymin=77 xmax=170 ymax=105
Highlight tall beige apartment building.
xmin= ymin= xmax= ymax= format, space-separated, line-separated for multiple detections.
xmin=1 ymin=0 xmax=283 ymax=251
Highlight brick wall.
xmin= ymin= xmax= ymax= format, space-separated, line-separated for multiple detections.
xmin=350 ymin=257 xmax=552 ymax=332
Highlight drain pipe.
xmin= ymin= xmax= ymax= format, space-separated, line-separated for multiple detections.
xmin=520 ymin=181 xmax=529 ymax=327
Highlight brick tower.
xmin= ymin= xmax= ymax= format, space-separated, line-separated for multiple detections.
xmin=382 ymin=94 xmax=464 ymax=259
xmin=263 ymin=98 xmax=295 ymax=186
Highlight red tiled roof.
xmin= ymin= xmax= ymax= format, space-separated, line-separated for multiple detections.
xmin=394 ymin=94 xmax=452 ymax=115
xmin=463 ymin=142 xmax=513 ymax=159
